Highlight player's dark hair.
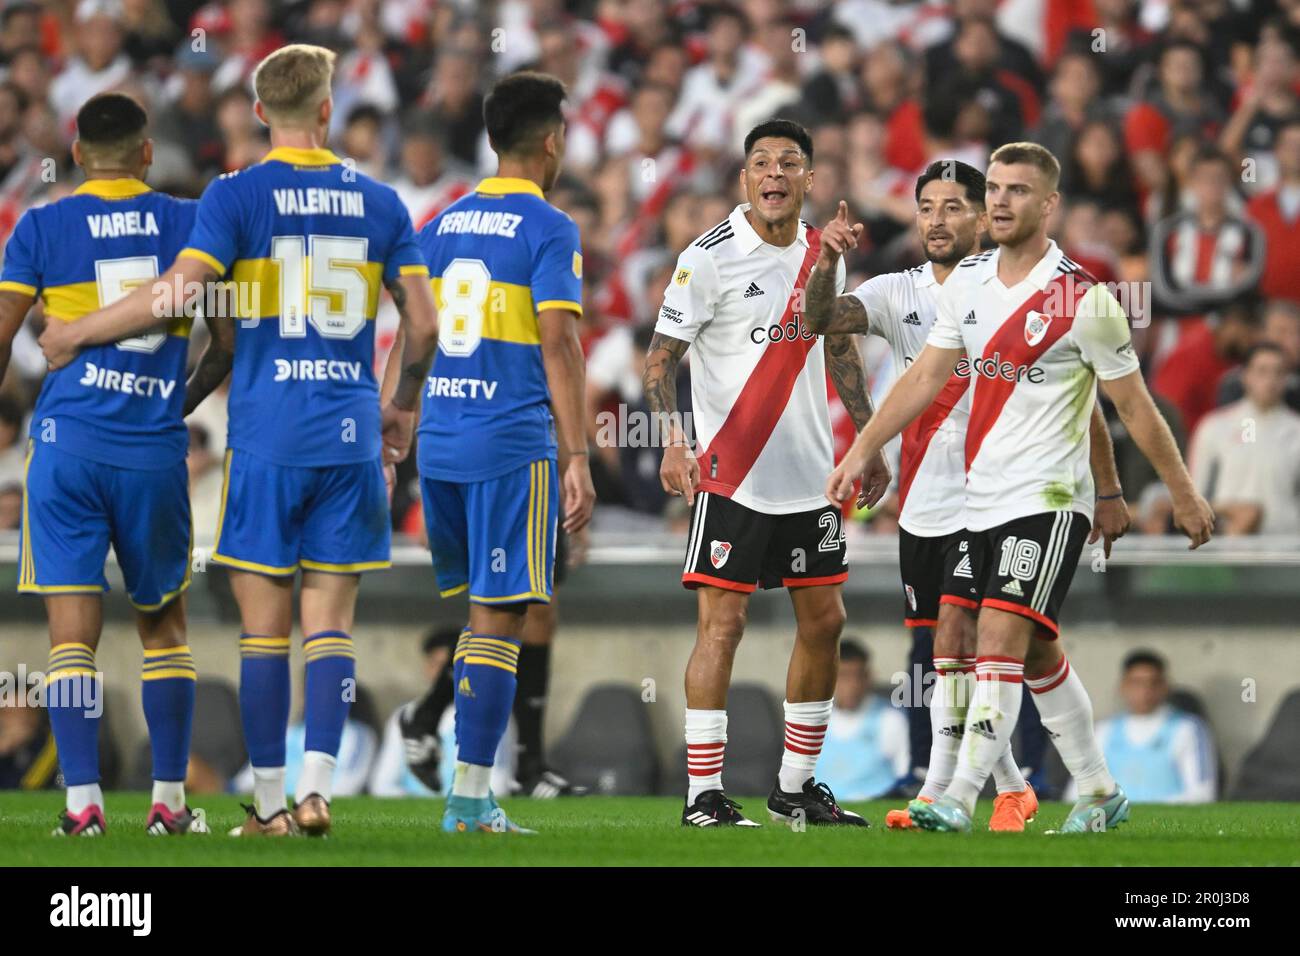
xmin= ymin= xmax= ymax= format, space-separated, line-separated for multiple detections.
xmin=915 ymin=159 xmax=986 ymax=206
xmin=744 ymin=118 xmax=813 ymax=165
xmin=839 ymin=638 xmax=869 ymax=665
xmin=76 ymin=92 xmax=148 ymax=147
xmin=484 ymin=71 xmax=568 ymax=157
xmin=1122 ymin=649 xmax=1167 ymax=674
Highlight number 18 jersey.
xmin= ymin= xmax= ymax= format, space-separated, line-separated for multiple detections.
xmin=182 ymin=146 xmax=428 ymax=467
xmin=415 ymin=177 xmax=583 ymax=482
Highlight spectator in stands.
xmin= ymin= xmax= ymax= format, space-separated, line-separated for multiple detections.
xmin=48 ymin=0 xmax=132 ymax=132
xmin=799 ymin=24 xmax=861 ymax=125
xmin=0 ymin=3 xmax=41 ymax=64
xmin=1218 ymin=299 xmax=1300 ymax=412
xmin=817 ymin=639 xmax=910 ymax=801
xmin=1149 ymin=146 xmax=1265 ymax=319
xmin=1246 ymin=116 xmax=1300 ymax=304
xmin=1089 ymin=650 xmax=1217 ymax=804
xmin=1033 ymin=49 xmax=1109 ymax=165
xmin=1152 ymin=294 xmax=1260 ymax=436
xmin=1060 ymin=119 xmax=1139 ymax=217
xmin=1190 ymin=343 xmax=1300 ymax=535
xmin=1220 ymin=28 xmax=1300 ymax=195
xmin=1124 ymin=40 xmax=1226 ymax=202
xmin=392 ymin=115 xmax=473 ymax=232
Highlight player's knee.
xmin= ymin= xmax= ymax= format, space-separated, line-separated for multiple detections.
xmin=802 ymin=601 xmax=846 ymax=645
xmin=700 ymin=605 xmax=747 ymax=647
xmin=137 ymin=600 xmax=187 ymax=650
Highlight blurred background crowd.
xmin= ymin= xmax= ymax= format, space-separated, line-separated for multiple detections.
xmin=0 ymin=0 xmax=1298 ymax=543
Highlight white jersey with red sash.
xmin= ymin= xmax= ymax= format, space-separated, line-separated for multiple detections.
xmin=655 ymin=203 xmax=847 ymax=514
xmin=926 ymin=240 xmax=1139 ymax=532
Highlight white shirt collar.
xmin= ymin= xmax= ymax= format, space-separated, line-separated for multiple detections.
xmin=730 ymin=203 xmax=810 ymax=254
xmin=976 ymin=239 xmax=1065 ymax=291
xmin=912 ymin=260 xmax=939 ymax=289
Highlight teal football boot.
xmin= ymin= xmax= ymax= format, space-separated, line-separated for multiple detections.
xmin=907 ymin=795 xmax=974 ymax=833
xmin=442 ymin=794 xmax=536 ymax=834
xmin=1059 ymin=787 xmax=1130 ymax=833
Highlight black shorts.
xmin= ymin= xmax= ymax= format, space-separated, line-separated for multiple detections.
xmin=681 ymin=491 xmax=848 ymax=593
xmin=969 ymin=510 xmax=1090 ymax=639
xmin=898 ymin=527 xmax=980 ymax=627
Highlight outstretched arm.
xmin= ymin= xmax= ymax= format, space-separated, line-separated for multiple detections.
xmin=826 ymin=342 xmax=960 ymax=504
xmin=643 ymin=331 xmax=698 ymax=505
xmin=825 ymin=334 xmax=890 ymax=506
xmin=40 ymin=255 xmax=217 ymax=369
xmin=805 ymin=200 xmax=867 ymax=335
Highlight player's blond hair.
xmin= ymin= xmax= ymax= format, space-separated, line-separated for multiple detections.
xmin=989 ymin=142 xmax=1061 ymax=192
xmin=252 ymin=44 xmax=336 ymax=126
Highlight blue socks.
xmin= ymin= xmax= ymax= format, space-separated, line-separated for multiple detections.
xmin=455 ymin=634 xmax=521 ymax=767
xmin=46 ymin=643 xmax=101 ymax=788
xmin=302 ymin=631 xmax=356 ymax=756
xmin=238 ymin=634 xmax=291 ymax=768
xmin=141 ymin=644 xmax=196 ymax=782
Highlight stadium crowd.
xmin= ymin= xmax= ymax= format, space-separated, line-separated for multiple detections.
xmin=0 ymin=0 xmax=1299 ymax=543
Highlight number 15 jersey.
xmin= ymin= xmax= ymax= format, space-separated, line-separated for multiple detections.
xmin=182 ymin=146 xmax=428 ymax=467
xmin=415 ymin=177 xmax=583 ymax=482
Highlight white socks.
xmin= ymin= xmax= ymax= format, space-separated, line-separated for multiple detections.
xmin=252 ymin=766 xmax=286 ymax=819
xmin=945 ymin=657 xmax=1025 ymax=813
xmin=451 ymin=761 xmax=493 ymax=799
xmin=296 ymin=750 xmax=337 ymax=804
xmin=1027 ymin=656 xmax=1116 ymax=797
xmin=919 ymin=659 xmax=972 ymax=800
xmin=67 ymin=783 xmax=103 ymax=815
xmin=778 ymin=698 xmax=832 ymax=793
xmin=151 ymin=780 xmax=186 ymax=813
xmin=684 ymin=708 xmax=727 ymax=803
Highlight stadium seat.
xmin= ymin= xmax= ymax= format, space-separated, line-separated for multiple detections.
xmin=1230 ymin=688 xmax=1300 ymax=801
xmin=549 ymin=683 xmax=659 ymax=795
xmin=661 ymin=683 xmax=784 ymax=797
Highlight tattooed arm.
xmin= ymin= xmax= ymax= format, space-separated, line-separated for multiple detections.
xmin=183 ymin=311 xmax=235 ymax=416
xmin=826 ymin=334 xmax=892 ymax=506
xmin=643 ymin=331 xmax=698 ymax=504
xmin=806 ymin=271 xmax=872 ymax=335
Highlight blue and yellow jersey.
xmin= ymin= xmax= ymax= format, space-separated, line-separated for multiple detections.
xmin=0 ymin=179 xmax=197 ymax=468
xmin=181 ymin=146 xmax=428 ymax=467
xmin=416 ymin=177 xmax=582 ymax=482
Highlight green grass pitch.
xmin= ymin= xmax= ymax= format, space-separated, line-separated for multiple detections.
xmin=2 ymin=793 xmax=1296 ymax=866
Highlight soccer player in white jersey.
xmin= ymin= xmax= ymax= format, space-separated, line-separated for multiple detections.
xmin=828 ymin=143 xmax=1214 ymax=833
xmin=644 ymin=119 xmax=890 ymax=827
xmin=808 ymin=160 xmax=1131 ymax=832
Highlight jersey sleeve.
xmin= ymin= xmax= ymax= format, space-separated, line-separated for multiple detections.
xmin=384 ymin=196 xmax=428 ymax=283
xmin=182 ymin=175 xmax=242 ymax=277
xmin=926 ymin=278 xmax=964 ymax=350
xmin=0 ymin=209 xmax=43 ymax=295
xmin=654 ymin=243 xmax=719 ymax=345
xmin=847 ymin=273 xmax=898 ymax=342
xmin=531 ymin=213 xmax=583 ymax=316
xmin=1074 ymin=283 xmax=1141 ymax=381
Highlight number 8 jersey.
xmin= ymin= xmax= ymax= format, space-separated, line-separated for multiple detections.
xmin=0 ymin=179 xmax=197 ymax=467
xmin=415 ymin=177 xmax=583 ymax=482
xmin=182 ymin=146 xmax=428 ymax=466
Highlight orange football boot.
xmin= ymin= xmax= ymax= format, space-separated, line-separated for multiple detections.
xmin=885 ymin=795 xmax=932 ymax=829
xmin=989 ymin=782 xmax=1038 ymax=832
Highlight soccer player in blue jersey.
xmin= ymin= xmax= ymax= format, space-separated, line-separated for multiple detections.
xmin=406 ymin=71 xmax=594 ymax=834
xmin=41 ymin=46 xmax=441 ymax=836
xmin=0 ymin=93 xmax=200 ymax=836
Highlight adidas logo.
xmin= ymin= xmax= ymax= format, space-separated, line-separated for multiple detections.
xmin=743 ymin=281 xmax=764 ymax=298
xmin=937 ymin=723 xmax=965 ymax=738
xmin=902 ymin=310 xmax=921 ymax=326
xmin=1001 ymin=578 xmax=1024 ymax=597
xmin=963 ymin=310 xmax=977 ymax=325
xmin=969 ymin=718 xmax=997 ymax=740
xmin=458 ymin=676 xmax=474 ymax=698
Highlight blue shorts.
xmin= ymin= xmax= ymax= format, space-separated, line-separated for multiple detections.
xmin=421 ymin=458 xmax=556 ymax=604
xmin=19 ymin=440 xmax=192 ymax=611
xmin=212 ymin=448 xmax=390 ymax=576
